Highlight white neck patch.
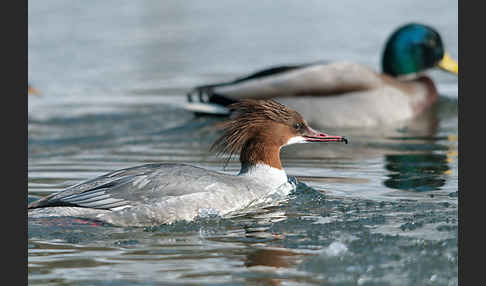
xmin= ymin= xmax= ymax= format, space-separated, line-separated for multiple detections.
xmin=238 ymin=163 xmax=288 ymax=189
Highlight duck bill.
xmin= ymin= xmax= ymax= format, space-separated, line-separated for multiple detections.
xmin=437 ymin=53 xmax=458 ymax=75
xmin=303 ymin=127 xmax=348 ymax=144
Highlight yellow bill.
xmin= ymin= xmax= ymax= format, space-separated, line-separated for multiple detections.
xmin=437 ymin=53 xmax=458 ymax=75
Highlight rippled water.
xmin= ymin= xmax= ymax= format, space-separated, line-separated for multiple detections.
xmin=28 ymin=1 xmax=458 ymax=285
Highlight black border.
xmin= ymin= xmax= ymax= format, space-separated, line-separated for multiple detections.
xmin=12 ymin=0 xmax=28 ymax=285
xmin=458 ymin=1 xmax=481 ymax=285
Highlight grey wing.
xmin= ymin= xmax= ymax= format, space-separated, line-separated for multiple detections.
xmin=27 ymin=163 xmax=178 ymax=210
xmin=186 ymin=61 xmax=328 ymax=105
xmin=27 ymin=163 xmax=231 ymax=211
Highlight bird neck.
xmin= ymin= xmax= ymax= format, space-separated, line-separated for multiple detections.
xmin=239 ymin=139 xmax=283 ymax=170
xmin=237 ymin=140 xmax=288 ymax=188
xmin=238 ymin=163 xmax=288 ymax=189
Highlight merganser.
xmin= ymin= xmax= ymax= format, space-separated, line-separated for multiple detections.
xmin=28 ymin=99 xmax=348 ymax=227
xmin=186 ymin=23 xmax=458 ymax=127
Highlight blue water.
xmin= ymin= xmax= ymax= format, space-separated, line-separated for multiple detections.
xmin=28 ymin=1 xmax=458 ymax=285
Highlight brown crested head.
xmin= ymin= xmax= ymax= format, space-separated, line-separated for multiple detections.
xmin=211 ymin=99 xmax=347 ymax=168
xmin=211 ymin=99 xmax=302 ymax=160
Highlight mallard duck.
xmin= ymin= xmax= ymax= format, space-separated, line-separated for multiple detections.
xmin=186 ymin=23 xmax=458 ymax=128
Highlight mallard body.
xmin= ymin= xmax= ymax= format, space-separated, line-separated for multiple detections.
xmin=186 ymin=23 xmax=457 ymax=128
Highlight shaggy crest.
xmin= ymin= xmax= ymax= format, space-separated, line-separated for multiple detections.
xmin=211 ymin=99 xmax=301 ymax=162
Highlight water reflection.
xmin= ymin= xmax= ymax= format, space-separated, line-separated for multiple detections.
xmin=379 ymin=98 xmax=456 ymax=193
xmin=244 ymin=248 xmax=300 ymax=286
xmin=384 ymin=153 xmax=450 ymax=192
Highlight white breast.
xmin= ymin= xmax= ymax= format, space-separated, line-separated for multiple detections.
xmin=238 ymin=163 xmax=289 ymax=190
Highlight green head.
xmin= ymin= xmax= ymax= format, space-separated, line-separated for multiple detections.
xmin=381 ymin=23 xmax=457 ymax=77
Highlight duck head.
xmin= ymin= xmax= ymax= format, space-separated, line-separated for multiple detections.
xmin=381 ymin=23 xmax=458 ymax=77
xmin=211 ymin=99 xmax=347 ymax=170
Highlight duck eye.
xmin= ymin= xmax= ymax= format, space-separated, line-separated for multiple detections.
xmin=294 ymin=123 xmax=302 ymax=130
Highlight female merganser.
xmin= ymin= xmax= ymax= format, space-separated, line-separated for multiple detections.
xmin=186 ymin=23 xmax=458 ymax=127
xmin=28 ymin=99 xmax=348 ymax=227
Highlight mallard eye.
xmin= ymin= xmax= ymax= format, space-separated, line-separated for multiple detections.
xmin=294 ymin=123 xmax=302 ymax=130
